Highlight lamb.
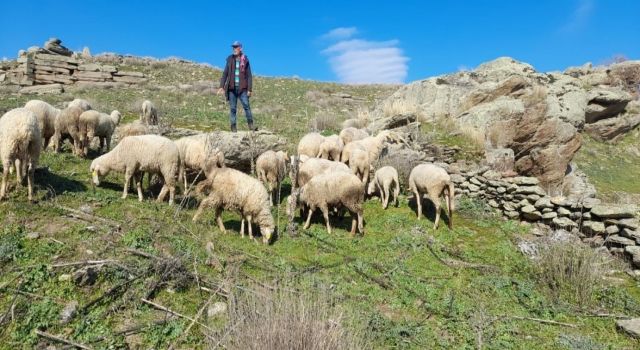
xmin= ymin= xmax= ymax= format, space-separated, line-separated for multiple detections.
xmin=90 ymin=135 xmax=182 ymax=205
xmin=316 ymin=134 xmax=343 ymax=161
xmin=141 ymin=100 xmax=158 ymax=125
xmin=67 ymin=98 xmax=92 ymax=111
xmin=94 ymin=110 xmax=122 ymax=152
xmin=339 ymin=127 xmax=369 ymax=145
xmin=23 ymin=100 xmax=60 ymax=150
xmin=341 ymin=130 xmax=397 ymax=166
xmin=53 ymin=106 xmax=83 ymax=155
xmin=408 ymin=163 xmax=455 ymax=229
xmin=192 ymin=167 xmax=274 ymax=244
xmin=78 ymin=110 xmax=102 ymax=157
xmin=349 ymin=147 xmax=371 ymax=184
xmin=293 ymin=157 xmax=350 ymax=189
xmin=174 ymin=134 xmax=225 ymax=188
xmin=367 ymin=166 xmax=400 ymax=209
xmin=256 ymin=150 xmax=289 ymax=204
xmin=297 ymin=132 xmax=325 ymax=158
xmin=287 ymin=172 xmax=364 ymax=236
xmin=0 ymin=108 xmax=41 ymax=201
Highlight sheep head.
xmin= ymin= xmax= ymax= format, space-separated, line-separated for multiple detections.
xmin=89 ymin=159 xmax=108 ymax=186
xmin=111 ymin=110 xmax=122 ymax=125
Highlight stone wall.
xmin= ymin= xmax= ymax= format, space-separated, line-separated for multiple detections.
xmin=450 ymin=165 xmax=640 ymax=268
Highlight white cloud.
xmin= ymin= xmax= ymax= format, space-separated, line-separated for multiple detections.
xmin=320 ymin=28 xmax=409 ymax=84
xmin=321 ymin=27 xmax=358 ymax=40
xmin=560 ymin=0 xmax=594 ymax=33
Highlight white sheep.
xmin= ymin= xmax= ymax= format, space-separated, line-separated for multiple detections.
xmin=67 ymin=98 xmax=92 ymax=111
xmin=316 ymin=134 xmax=343 ymax=161
xmin=408 ymin=163 xmax=455 ymax=229
xmin=349 ymin=147 xmax=371 ymax=184
xmin=23 ymin=99 xmax=60 ymax=150
xmin=341 ymin=130 xmax=397 ymax=166
xmin=0 ymin=108 xmax=41 ymax=201
xmin=141 ymin=100 xmax=158 ymax=125
xmin=367 ymin=166 xmax=400 ymax=209
xmin=339 ymin=127 xmax=369 ymax=145
xmin=256 ymin=150 xmax=289 ymax=205
xmin=94 ymin=110 xmax=122 ymax=152
xmin=53 ymin=106 xmax=83 ymax=155
xmin=90 ymin=135 xmax=182 ymax=204
xmin=293 ymin=157 xmax=350 ymax=189
xmin=297 ymin=132 xmax=325 ymax=158
xmin=116 ymin=120 xmax=151 ymax=139
xmin=192 ymin=167 xmax=274 ymax=244
xmin=287 ymin=171 xmax=364 ymax=236
xmin=174 ymin=134 xmax=225 ymax=188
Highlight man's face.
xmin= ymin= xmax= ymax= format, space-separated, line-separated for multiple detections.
xmin=232 ymin=46 xmax=242 ymax=55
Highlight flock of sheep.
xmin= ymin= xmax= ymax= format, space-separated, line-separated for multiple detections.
xmin=0 ymin=98 xmax=456 ymax=244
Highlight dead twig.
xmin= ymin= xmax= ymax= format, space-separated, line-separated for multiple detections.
xmin=35 ymin=330 xmax=92 ymax=350
xmin=50 ymin=259 xmax=118 ymax=268
xmin=141 ymin=298 xmax=216 ymax=333
xmin=169 ymin=294 xmax=214 ymax=350
xmin=53 ymin=204 xmax=122 ymax=229
xmin=508 ymin=315 xmax=576 ymax=328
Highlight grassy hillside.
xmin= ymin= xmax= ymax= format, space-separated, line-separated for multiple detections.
xmin=1 ymin=59 xmax=639 ymax=349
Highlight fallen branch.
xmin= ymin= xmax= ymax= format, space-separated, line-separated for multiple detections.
xmin=35 ymin=330 xmax=92 ymax=350
xmin=141 ymin=298 xmax=215 ymax=333
xmin=80 ymin=277 xmax=139 ymax=315
xmin=508 ymin=315 xmax=576 ymax=328
xmin=51 ymin=260 xmax=118 ymax=268
xmin=169 ymin=295 xmax=214 ymax=350
xmin=54 ymin=204 xmax=121 ymax=229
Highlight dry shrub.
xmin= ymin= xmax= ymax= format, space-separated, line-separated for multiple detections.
xmin=212 ymin=283 xmax=367 ymax=350
xmin=308 ymin=113 xmax=339 ymax=132
xmin=535 ymin=241 xmax=607 ymax=307
xmin=381 ymin=98 xmax=418 ymax=117
xmin=342 ymin=108 xmax=371 ymax=129
xmin=457 ymin=123 xmax=486 ymax=149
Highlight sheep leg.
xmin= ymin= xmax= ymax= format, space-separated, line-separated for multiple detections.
xmin=246 ymin=215 xmax=255 ymax=241
xmin=122 ymin=170 xmax=132 ymax=199
xmin=43 ymin=137 xmax=51 ymax=150
xmin=157 ymin=185 xmax=168 ymax=203
xmin=215 ymin=207 xmax=226 ymax=233
xmin=414 ymin=190 xmax=422 ymax=220
xmin=168 ymin=184 xmax=175 ymax=205
xmin=303 ymin=206 xmax=314 ymax=230
xmin=106 ymin=136 xmax=112 ymax=152
xmin=382 ymin=183 xmax=390 ymax=209
xmin=135 ymin=173 xmax=144 ymax=201
xmin=393 ymin=180 xmax=400 ymax=207
xmin=320 ymin=204 xmax=331 ymax=234
xmin=430 ymin=194 xmax=441 ymax=230
xmin=26 ymin=164 xmax=34 ymax=202
xmin=14 ymin=159 xmax=22 ymax=186
xmin=240 ymin=218 xmax=245 ymax=238
xmin=0 ymin=166 xmax=9 ymax=200
xmin=445 ymin=190 xmax=453 ymax=229
xmin=192 ymin=197 xmax=213 ymax=222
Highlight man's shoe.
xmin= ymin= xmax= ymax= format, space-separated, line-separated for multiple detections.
xmin=231 ymin=124 xmax=237 ymax=132
xmin=248 ymin=122 xmax=257 ymax=131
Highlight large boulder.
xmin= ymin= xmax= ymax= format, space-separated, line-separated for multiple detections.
xmin=585 ymin=88 xmax=632 ymax=123
xmin=204 ymin=130 xmax=287 ymax=172
xmin=584 ymin=112 xmax=640 ymax=142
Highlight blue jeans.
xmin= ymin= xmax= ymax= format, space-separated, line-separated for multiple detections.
xmin=228 ymin=87 xmax=253 ymax=126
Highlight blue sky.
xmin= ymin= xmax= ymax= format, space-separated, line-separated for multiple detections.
xmin=1 ymin=0 xmax=638 ymax=84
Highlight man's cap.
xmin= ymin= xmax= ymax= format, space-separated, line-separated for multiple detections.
xmin=231 ymin=41 xmax=242 ymax=48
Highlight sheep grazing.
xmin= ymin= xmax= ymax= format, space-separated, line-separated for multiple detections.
xmin=140 ymin=100 xmax=158 ymax=125
xmin=53 ymin=106 xmax=83 ymax=155
xmin=294 ymin=157 xmax=350 ymax=189
xmin=349 ymin=148 xmax=371 ymax=184
xmin=0 ymin=108 xmax=41 ymax=201
xmin=367 ymin=166 xmax=400 ymax=209
xmin=94 ymin=110 xmax=122 ymax=152
xmin=67 ymin=98 xmax=92 ymax=111
xmin=316 ymin=134 xmax=343 ymax=161
xmin=408 ymin=163 xmax=455 ymax=229
xmin=90 ymin=135 xmax=182 ymax=205
xmin=78 ymin=110 xmax=102 ymax=157
xmin=174 ymin=134 xmax=225 ymax=188
xmin=192 ymin=167 xmax=274 ymax=244
xmin=339 ymin=127 xmax=369 ymax=145
xmin=297 ymin=132 xmax=325 ymax=158
xmin=288 ymin=171 xmax=364 ymax=236
xmin=256 ymin=150 xmax=289 ymax=204
xmin=116 ymin=120 xmax=151 ymax=139
xmin=23 ymin=100 xmax=60 ymax=150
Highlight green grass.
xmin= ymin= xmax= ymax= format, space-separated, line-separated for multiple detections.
xmin=1 ymin=60 xmax=639 ymax=349
xmin=574 ymin=129 xmax=640 ymax=200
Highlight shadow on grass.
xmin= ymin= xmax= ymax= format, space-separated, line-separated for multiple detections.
xmin=407 ymin=195 xmax=452 ymax=229
xmin=35 ymin=167 xmax=87 ymax=199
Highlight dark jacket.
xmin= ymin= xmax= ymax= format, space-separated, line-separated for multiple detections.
xmin=219 ymin=54 xmax=252 ymax=99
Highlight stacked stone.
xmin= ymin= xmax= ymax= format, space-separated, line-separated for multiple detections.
xmin=454 ymin=167 xmax=640 ymax=268
xmin=5 ymin=40 xmax=147 ymax=92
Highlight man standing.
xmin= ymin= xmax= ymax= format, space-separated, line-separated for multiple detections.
xmin=217 ymin=41 xmax=255 ymax=132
